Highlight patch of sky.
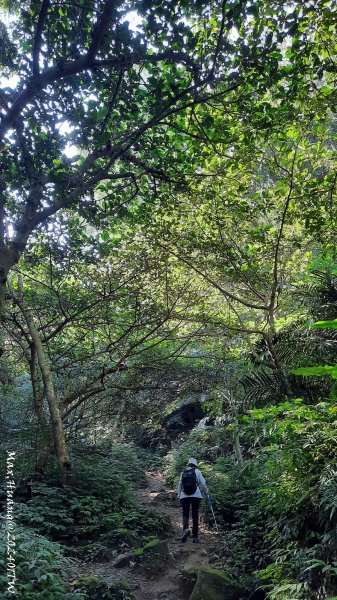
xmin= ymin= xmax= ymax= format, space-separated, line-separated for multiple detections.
xmin=0 ymin=8 xmax=19 ymax=89
xmin=122 ymin=11 xmax=143 ymax=33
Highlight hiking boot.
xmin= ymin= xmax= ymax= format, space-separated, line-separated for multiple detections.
xmin=192 ymin=537 xmax=199 ymax=543
xmin=181 ymin=529 xmax=191 ymax=542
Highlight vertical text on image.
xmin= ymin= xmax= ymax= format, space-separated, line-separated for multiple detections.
xmin=6 ymin=451 xmax=16 ymax=594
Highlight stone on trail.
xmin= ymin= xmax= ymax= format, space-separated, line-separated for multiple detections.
xmin=151 ymin=490 xmax=176 ymax=504
xmin=111 ymin=551 xmax=134 ymax=568
xmin=135 ymin=538 xmax=170 ymax=576
xmin=178 ymin=565 xmax=198 ymax=598
xmin=189 ymin=565 xmax=242 ymax=600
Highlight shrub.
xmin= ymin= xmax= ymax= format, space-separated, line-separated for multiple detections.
xmin=15 ymin=477 xmax=130 ymax=544
xmin=0 ymin=525 xmax=83 ymax=599
xmin=15 ymin=445 xmax=171 ymax=561
xmin=73 ymin=576 xmax=133 ymax=600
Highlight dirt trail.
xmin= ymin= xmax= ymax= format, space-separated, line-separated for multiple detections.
xmin=77 ymin=471 xmax=221 ymax=599
xmin=131 ymin=471 xmax=221 ymax=599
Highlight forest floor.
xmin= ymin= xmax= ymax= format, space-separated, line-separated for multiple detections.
xmin=75 ymin=471 xmax=222 ymax=599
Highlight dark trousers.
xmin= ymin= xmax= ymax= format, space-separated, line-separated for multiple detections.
xmin=180 ymin=497 xmax=201 ymax=537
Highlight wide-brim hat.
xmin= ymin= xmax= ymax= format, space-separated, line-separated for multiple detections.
xmin=188 ymin=457 xmax=198 ymax=467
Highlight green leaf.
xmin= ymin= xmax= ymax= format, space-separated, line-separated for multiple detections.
xmin=321 ymin=85 xmax=333 ymax=96
xmin=311 ymin=319 xmax=337 ymax=330
xmin=293 ymin=365 xmax=337 ymax=379
xmin=238 ymin=415 xmax=251 ymax=424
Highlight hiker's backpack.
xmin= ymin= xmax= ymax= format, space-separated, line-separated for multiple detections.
xmin=181 ymin=468 xmax=198 ymax=495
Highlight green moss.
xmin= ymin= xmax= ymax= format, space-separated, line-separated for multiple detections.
xmin=190 ymin=566 xmax=241 ymax=600
xmin=135 ymin=538 xmax=170 ymax=575
xmin=197 ymin=565 xmax=231 ymax=579
xmin=143 ymin=538 xmax=162 ymax=549
xmin=76 ymin=576 xmax=100 ymax=588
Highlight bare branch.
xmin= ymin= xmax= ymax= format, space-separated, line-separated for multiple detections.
xmin=32 ymin=0 xmax=50 ymax=76
xmin=269 ymin=147 xmax=297 ymax=315
xmin=157 ymin=242 xmax=266 ymax=311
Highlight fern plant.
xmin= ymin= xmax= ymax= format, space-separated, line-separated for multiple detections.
xmin=318 ymin=466 xmax=337 ymax=546
xmin=0 ymin=525 xmax=84 ymax=599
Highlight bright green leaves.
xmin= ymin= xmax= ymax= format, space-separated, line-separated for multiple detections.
xmin=311 ymin=319 xmax=337 ymax=330
xmin=321 ymin=85 xmax=334 ymax=97
xmin=101 ymin=229 xmax=110 ymax=242
xmin=293 ymin=366 xmax=337 ymax=379
xmin=293 ymin=317 xmax=337 ymax=379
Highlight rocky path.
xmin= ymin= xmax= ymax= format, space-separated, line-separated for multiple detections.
xmin=75 ymin=471 xmax=222 ymax=599
xmin=130 ymin=471 xmax=221 ymax=599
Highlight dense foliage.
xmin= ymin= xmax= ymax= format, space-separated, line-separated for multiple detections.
xmin=0 ymin=444 xmax=170 ymax=598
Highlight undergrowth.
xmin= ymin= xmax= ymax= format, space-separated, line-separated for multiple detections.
xmin=168 ymin=399 xmax=337 ymax=599
xmin=1 ymin=443 xmax=166 ymax=599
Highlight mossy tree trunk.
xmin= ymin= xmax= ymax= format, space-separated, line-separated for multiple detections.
xmin=233 ymin=429 xmax=244 ymax=469
xmin=26 ymin=316 xmax=71 ymax=484
xmin=10 ymin=279 xmax=71 ymax=484
xmin=30 ymin=348 xmax=53 ymax=474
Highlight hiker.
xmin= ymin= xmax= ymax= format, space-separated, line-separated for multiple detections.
xmin=176 ymin=457 xmax=208 ymax=543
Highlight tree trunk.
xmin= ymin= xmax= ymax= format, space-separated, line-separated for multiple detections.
xmin=264 ymin=332 xmax=293 ymax=397
xmin=0 ymin=276 xmax=6 ymax=323
xmin=233 ymin=427 xmax=244 ymax=469
xmin=12 ymin=290 xmax=71 ymax=484
xmin=0 ymin=259 xmax=10 ymax=355
xmin=0 ymin=248 xmax=18 ymax=322
xmin=30 ymin=348 xmax=52 ymax=474
xmin=29 ymin=324 xmax=71 ymax=484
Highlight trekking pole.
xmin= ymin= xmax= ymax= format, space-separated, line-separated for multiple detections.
xmin=207 ymin=493 xmax=219 ymax=533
